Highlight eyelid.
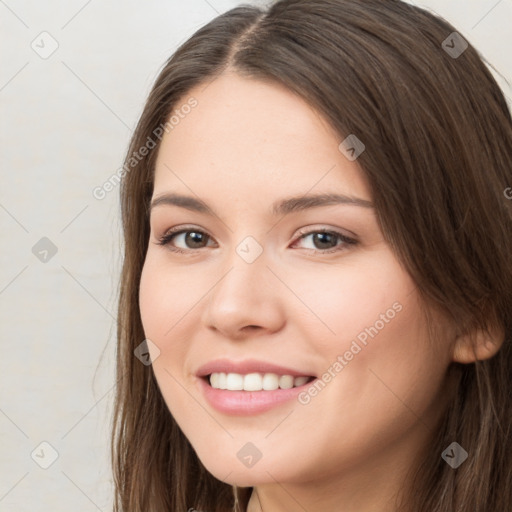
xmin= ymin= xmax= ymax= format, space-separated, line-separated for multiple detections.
xmin=294 ymin=224 xmax=358 ymax=242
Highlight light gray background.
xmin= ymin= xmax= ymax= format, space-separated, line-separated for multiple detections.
xmin=1 ymin=0 xmax=511 ymax=510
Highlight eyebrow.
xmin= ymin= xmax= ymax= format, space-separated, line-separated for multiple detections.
xmin=149 ymin=192 xmax=374 ymax=217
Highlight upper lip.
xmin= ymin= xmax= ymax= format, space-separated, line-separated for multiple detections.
xmin=195 ymin=358 xmax=316 ymax=378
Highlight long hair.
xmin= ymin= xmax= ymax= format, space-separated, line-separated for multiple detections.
xmin=111 ymin=1 xmax=512 ymax=510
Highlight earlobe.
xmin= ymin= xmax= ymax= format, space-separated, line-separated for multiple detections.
xmin=452 ymin=323 xmax=506 ymax=364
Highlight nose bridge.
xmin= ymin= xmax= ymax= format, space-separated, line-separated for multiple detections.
xmin=202 ymin=231 xmax=284 ymax=335
xmin=216 ymin=232 xmax=269 ymax=301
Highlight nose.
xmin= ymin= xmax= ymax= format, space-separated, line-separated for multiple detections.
xmin=201 ymin=244 xmax=285 ymax=340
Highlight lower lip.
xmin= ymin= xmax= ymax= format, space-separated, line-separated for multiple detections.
xmin=198 ymin=376 xmax=317 ymax=415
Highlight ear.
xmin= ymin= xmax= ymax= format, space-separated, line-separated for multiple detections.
xmin=452 ymin=322 xmax=506 ymax=364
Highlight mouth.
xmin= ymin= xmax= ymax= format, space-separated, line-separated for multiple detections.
xmin=195 ymin=359 xmax=318 ymax=414
xmin=202 ymin=372 xmax=316 ymax=391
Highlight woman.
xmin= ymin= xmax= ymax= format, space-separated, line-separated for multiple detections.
xmin=111 ymin=0 xmax=512 ymax=510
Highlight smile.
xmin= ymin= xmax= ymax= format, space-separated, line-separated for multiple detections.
xmin=208 ymin=372 xmax=314 ymax=391
xmin=198 ymin=373 xmax=318 ymax=415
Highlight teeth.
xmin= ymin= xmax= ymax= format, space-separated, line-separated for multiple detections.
xmin=208 ymin=372 xmax=312 ymax=391
xmin=226 ymin=373 xmax=244 ymax=390
xmin=292 ymin=375 xmax=309 ymax=387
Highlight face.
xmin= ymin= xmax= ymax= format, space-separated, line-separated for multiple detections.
xmin=139 ymin=71 xmax=454 ymax=492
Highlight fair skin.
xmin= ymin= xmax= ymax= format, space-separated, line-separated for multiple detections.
xmin=138 ymin=71 xmax=502 ymax=512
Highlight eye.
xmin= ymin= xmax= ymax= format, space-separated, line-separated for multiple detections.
xmin=156 ymin=226 xmax=214 ymax=253
xmin=291 ymin=228 xmax=357 ymax=253
xmin=155 ymin=226 xmax=357 ymax=255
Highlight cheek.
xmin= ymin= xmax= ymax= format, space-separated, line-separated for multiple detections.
xmin=282 ymin=254 xmax=409 ymax=351
xmin=139 ymin=256 xmax=197 ymax=340
xmin=324 ymin=283 xmax=447 ymax=431
xmin=292 ymin=252 xmax=445 ymax=402
xmin=139 ymin=261 xmax=165 ymax=340
xmin=138 ymin=259 xmax=200 ymax=418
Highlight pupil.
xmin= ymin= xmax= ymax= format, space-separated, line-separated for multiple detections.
xmin=186 ymin=232 xmax=205 ymax=248
xmin=314 ymin=232 xmax=335 ymax=249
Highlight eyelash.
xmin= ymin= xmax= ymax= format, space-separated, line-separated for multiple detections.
xmin=155 ymin=226 xmax=357 ymax=255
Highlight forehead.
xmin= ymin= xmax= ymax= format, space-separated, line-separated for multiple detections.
xmin=153 ymin=72 xmax=371 ymax=208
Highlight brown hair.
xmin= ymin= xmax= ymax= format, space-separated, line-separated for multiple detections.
xmin=111 ymin=1 xmax=512 ymax=510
